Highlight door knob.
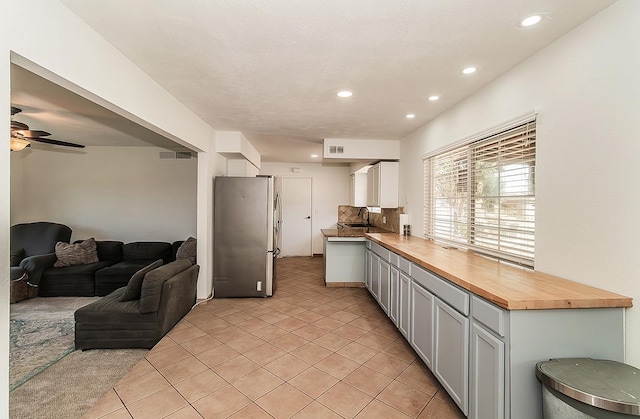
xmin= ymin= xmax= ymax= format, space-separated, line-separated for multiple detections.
xmin=305 ymin=216 xmax=311 ymax=219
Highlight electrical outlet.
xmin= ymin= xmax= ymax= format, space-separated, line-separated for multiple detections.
xmin=383 ymin=216 xmax=387 ymax=223
xmin=257 ymin=281 xmax=262 ymax=292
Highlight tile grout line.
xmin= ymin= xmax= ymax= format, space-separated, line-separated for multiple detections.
xmin=87 ymin=257 xmax=457 ymax=418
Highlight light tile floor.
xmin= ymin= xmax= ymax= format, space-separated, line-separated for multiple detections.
xmin=83 ymin=257 xmax=466 ymax=419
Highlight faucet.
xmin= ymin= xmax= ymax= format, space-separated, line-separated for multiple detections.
xmin=358 ymin=207 xmax=370 ymax=226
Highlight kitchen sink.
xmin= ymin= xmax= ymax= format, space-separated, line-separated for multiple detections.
xmin=342 ymin=223 xmax=373 ymax=228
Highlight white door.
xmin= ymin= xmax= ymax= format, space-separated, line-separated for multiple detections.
xmin=281 ymin=177 xmax=312 ymax=256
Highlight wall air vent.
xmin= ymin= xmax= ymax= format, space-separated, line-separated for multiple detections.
xmin=159 ymin=151 xmax=195 ymax=159
xmin=328 ymin=145 xmax=344 ymax=154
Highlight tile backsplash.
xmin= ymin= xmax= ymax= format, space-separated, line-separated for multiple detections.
xmin=337 ymin=205 xmax=405 ymax=234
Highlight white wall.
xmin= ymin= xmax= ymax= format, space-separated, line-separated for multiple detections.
xmin=399 ymin=1 xmax=640 ymax=366
xmin=10 ymin=147 xmax=197 ymax=242
xmin=260 ymin=163 xmax=350 ymax=254
xmin=5 ymin=0 xmax=220 ymax=301
xmin=2 ymin=0 xmax=222 ymax=408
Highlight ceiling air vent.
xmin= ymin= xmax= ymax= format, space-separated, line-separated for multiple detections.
xmin=159 ymin=151 xmax=195 ymax=159
xmin=328 ymin=145 xmax=344 ymax=154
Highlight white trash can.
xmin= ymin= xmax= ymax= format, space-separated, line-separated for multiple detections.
xmin=536 ymin=358 xmax=640 ymax=418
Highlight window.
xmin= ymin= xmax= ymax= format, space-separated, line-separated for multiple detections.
xmin=424 ymin=118 xmax=536 ymax=267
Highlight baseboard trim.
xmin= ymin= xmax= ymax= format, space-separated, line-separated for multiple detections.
xmin=325 ymin=281 xmax=365 ymax=288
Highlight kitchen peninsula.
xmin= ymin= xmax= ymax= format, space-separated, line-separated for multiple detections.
xmin=363 ymin=232 xmax=632 ymax=419
xmin=321 ymin=226 xmax=390 ymax=287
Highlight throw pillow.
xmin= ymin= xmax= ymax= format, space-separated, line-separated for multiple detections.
xmin=176 ymin=236 xmax=197 ymax=265
xmin=10 ymin=249 xmax=24 ymax=266
xmin=139 ymin=259 xmax=192 ymax=313
xmin=120 ymin=259 xmax=164 ymax=302
xmin=54 ymin=238 xmax=99 ymax=267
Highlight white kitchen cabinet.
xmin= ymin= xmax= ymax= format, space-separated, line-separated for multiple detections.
xmin=364 ymin=249 xmax=377 ymax=295
xmin=370 ymin=253 xmax=380 ymax=301
xmin=364 ymin=238 xmax=627 ymax=419
xmin=369 ymin=241 xmax=390 ymax=305
xmin=350 ymin=173 xmax=367 ymax=207
xmin=366 ymin=164 xmax=378 ymax=207
xmin=389 ymin=265 xmax=399 ymax=325
xmin=470 ymin=322 xmax=505 ymax=419
xmin=398 ymin=271 xmax=411 ymax=339
xmin=366 ymin=161 xmax=399 ymax=208
xmin=434 ymin=297 xmax=469 ymax=415
xmin=379 ymin=258 xmax=390 ymax=314
xmin=323 ymin=236 xmax=366 ymax=285
xmin=470 ymin=295 xmax=506 ymax=419
xmin=364 ymin=248 xmax=372 ymax=291
xmin=410 ymin=281 xmax=434 ymax=368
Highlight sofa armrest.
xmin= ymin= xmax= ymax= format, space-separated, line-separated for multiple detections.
xmin=157 ymin=265 xmax=199 ymax=336
xmin=20 ymin=253 xmax=57 ymax=286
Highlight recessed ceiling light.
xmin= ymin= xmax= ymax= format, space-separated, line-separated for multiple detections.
xmin=310 ymin=154 xmax=318 ymax=158
xmin=520 ymin=15 xmax=542 ymax=27
xmin=337 ymin=90 xmax=353 ymax=98
xmin=428 ymin=95 xmax=440 ymax=101
xmin=462 ymin=67 xmax=477 ymax=75
xmin=406 ymin=114 xmax=416 ymax=119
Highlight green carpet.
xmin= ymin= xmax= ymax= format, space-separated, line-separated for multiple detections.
xmin=9 ymin=297 xmax=148 ymax=418
xmin=10 ymin=296 xmax=99 ymax=390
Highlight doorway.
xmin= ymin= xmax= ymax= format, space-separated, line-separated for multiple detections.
xmin=280 ymin=177 xmax=312 ymax=257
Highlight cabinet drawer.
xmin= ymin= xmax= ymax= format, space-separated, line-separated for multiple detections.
xmin=412 ymin=265 xmax=469 ymax=316
xmin=371 ymin=242 xmax=390 ymax=261
xmin=399 ymin=257 xmax=411 ymax=275
xmin=471 ymin=296 xmax=506 ymax=337
xmin=389 ymin=252 xmax=400 ymax=267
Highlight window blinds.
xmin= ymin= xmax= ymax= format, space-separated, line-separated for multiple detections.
xmin=424 ymin=119 xmax=536 ymax=267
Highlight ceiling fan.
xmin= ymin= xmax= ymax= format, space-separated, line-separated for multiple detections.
xmin=10 ymin=106 xmax=85 ymax=151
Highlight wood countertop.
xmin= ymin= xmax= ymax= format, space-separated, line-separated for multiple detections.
xmin=322 ymin=227 xmax=392 ymax=238
xmin=365 ymin=233 xmax=632 ymax=311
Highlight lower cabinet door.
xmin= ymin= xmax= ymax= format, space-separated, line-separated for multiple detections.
xmin=410 ymin=282 xmax=434 ymax=368
xmin=398 ymin=272 xmax=411 ymax=338
xmin=470 ymin=322 xmax=505 ymax=419
xmin=364 ymin=249 xmax=372 ymax=291
xmin=371 ymin=254 xmax=380 ymax=300
xmin=389 ymin=266 xmax=399 ymax=325
xmin=379 ymin=259 xmax=390 ymax=314
xmin=434 ymin=298 xmax=469 ymax=415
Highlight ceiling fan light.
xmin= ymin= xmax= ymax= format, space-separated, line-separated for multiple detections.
xmin=10 ymin=137 xmax=30 ymax=151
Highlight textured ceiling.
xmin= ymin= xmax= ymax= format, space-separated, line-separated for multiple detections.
xmin=14 ymin=0 xmax=615 ymax=162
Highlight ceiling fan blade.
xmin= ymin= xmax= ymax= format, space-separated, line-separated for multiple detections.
xmin=10 ymin=121 xmax=30 ymax=131
xmin=30 ymin=137 xmax=85 ymax=148
xmin=13 ymin=129 xmax=52 ymax=138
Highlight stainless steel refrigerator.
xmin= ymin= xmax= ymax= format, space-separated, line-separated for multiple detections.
xmin=213 ymin=175 xmax=279 ymax=297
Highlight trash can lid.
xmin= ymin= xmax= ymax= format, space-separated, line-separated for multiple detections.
xmin=536 ymin=358 xmax=640 ymax=416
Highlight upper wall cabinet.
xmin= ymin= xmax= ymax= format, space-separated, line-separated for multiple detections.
xmin=350 ymin=173 xmax=368 ymax=207
xmin=367 ymin=161 xmax=399 ymax=208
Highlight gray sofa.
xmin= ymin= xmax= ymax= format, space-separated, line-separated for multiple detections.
xmin=38 ymin=240 xmax=183 ymax=297
xmin=10 ymin=222 xmax=73 ymax=284
xmin=74 ymin=259 xmax=199 ymax=349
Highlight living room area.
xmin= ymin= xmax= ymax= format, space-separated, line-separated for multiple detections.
xmin=8 ymin=66 xmax=204 ymax=416
xmin=9 ymin=221 xmax=199 ymax=417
